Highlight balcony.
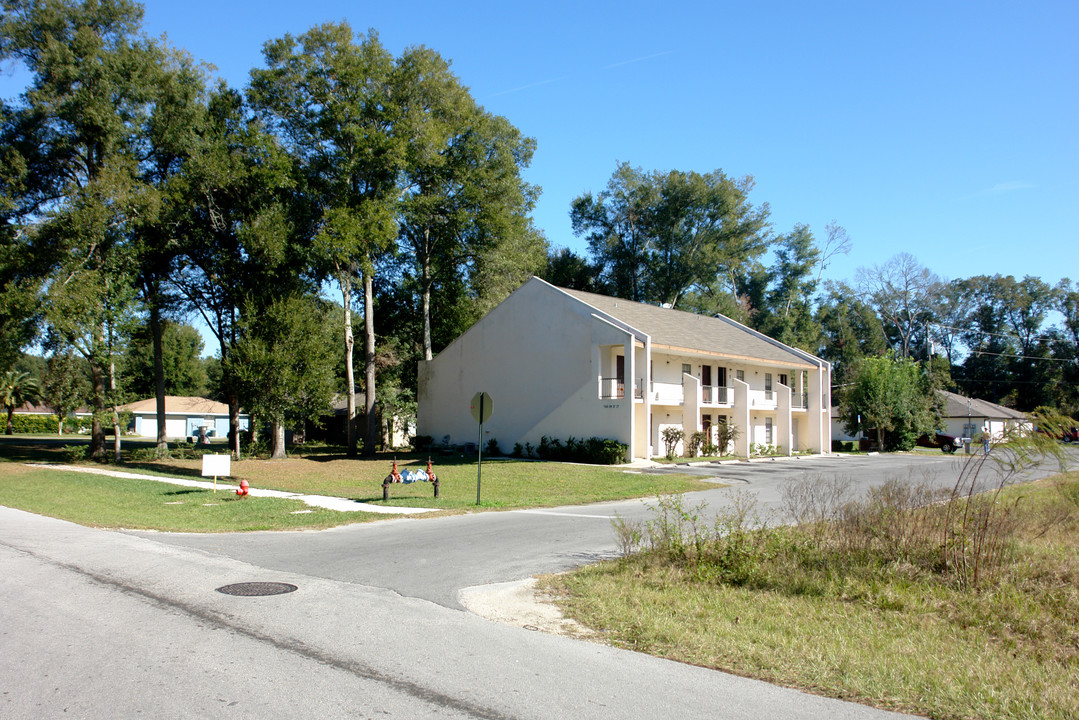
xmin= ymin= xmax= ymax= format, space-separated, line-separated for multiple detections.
xmin=791 ymin=392 xmax=809 ymax=410
xmin=749 ymin=389 xmax=777 ymax=408
xmin=647 ymin=382 xmax=732 ymax=406
xmin=599 ymin=377 xmax=643 ymax=400
xmin=703 ymin=385 xmax=730 ymax=405
xmin=650 ymin=381 xmax=684 ymax=405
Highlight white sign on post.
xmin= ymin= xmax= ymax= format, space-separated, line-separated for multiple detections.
xmin=201 ymin=454 xmax=231 ymax=477
xmin=201 ymin=454 xmax=231 ymax=493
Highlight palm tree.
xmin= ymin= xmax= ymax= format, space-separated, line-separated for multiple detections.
xmin=1 ymin=370 xmax=43 ymax=435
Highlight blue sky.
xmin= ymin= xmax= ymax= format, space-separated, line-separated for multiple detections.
xmin=4 ymin=0 xmax=1077 ymax=289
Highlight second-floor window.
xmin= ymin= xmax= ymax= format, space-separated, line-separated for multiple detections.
xmin=765 ymin=373 xmax=773 ymax=399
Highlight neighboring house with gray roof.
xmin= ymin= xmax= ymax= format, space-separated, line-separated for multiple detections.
xmin=830 ymin=390 xmax=1029 ymax=446
xmin=417 ymin=277 xmax=832 ymax=461
xmin=938 ymin=390 xmax=1028 ymax=441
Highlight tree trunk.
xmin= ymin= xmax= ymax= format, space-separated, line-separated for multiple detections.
xmin=89 ymin=362 xmax=105 ymax=459
xmin=109 ymin=358 xmax=121 ymax=462
xmin=341 ymin=272 xmax=357 ymax=456
xmin=363 ymin=271 xmax=377 ymax=458
xmin=270 ymin=420 xmax=286 ymax=459
xmin=421 ymin=229 xmax=433 ymax=362
xmin=149 ymin=298 xmax=168 ymax=457
xmin=228 ymin=392 xmax=241 ymax=460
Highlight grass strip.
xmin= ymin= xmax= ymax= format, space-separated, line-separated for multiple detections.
xmin=0 ymin=463 xmax=374 ymax=532
xmin=543 ymin=474 xmax=1079 ymax=720
xmin=0 ymin=440 xmax=712 ymax=528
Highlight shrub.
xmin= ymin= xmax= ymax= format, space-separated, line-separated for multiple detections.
xmin=714 ymin=422 xmax=739 ymax=456
xmin=62 ymin=444 xmax=86 ymax=463
xmin=686 ymin=431 xmax=707 ymax=458
xmin=537 ymin=435 xmax=562 ymax=460
xmin=661 ymin=427 xmax=684 ymax=460
xmin=485 ymin=438 xmax=500 ymax=456
xmin=10 ymin=414 xmax=59 ymax=434
xmin=525 ymin=435 xmax=627 ymax=464
xmin=411 ymin=434 xmax=433 ymax=451
xmin=512 ymin=442 xmax=524 ymax=458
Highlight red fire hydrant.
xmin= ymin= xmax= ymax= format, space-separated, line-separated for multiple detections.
xmin=236 ymin=479 xmax=249 ymax=498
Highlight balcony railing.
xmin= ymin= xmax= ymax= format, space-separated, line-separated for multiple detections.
xmin=599 ymin=377 xmax=643 ymax=400
xmin=702 ymin=385 xmax=730 ymax=405
xmin=599 ymin=377 xmax=624 ymax=399
xmin=791 ymin=392 xmax=809 ymax=409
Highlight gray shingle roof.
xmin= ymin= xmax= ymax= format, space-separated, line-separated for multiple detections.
xmin=939 ymin=390 xmax=1026 ymax=420
xmin=557 ymin=286 xmax=817 ymax=367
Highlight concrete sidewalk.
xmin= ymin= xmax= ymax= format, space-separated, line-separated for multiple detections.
xmin=28 ymin=463 xmax=438 ymax=514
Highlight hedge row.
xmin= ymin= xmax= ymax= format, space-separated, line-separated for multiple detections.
xmin=513 ymin=435 xmax=628 ymax=465
xmin=7 ymin=414 xmax=93 ymax=434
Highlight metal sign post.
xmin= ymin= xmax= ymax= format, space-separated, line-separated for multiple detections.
xmin=470 ymin=392 xmax=493 ymax=505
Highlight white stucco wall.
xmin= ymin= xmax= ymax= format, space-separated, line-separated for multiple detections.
xmin=418 ymin=278 xmax=834 ymax=460
xmin=417 ymin=279 xmax=638 ymax=454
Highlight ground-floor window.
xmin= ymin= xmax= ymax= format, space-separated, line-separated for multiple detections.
xmin=765 ymin=417 xmax=773 ymax=444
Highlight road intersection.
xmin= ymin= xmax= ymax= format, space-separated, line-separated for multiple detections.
xmin=3 ymin=450 xmax=1070 ymax=718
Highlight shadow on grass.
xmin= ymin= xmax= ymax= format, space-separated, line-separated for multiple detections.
xmin=123 ymin=461 xmax=205 ymax=479
xmin=291 ymin=446 xmax=485 ymax=468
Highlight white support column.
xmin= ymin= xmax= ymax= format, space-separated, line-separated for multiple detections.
xmin=777 ymin=382 xmax=792 ymax=456
xmin=624 ymin=336 xmax=636 ymax=461
xmin=733 ymin=378 xmax=750 ymax=457
xmin=683 ymin=372 xmax=701 ymax=441
xmin=642 ymin=338 xmax=652 ymax=458
xmin=807 ymin=365 xmax=824 ymax=453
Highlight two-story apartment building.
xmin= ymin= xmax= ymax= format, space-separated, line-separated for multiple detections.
xmin=417 ymin=277 xmax=831 ymax=461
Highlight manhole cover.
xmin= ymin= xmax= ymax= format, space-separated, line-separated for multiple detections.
xmin=216 ymin=582 xmax=298 ymax=597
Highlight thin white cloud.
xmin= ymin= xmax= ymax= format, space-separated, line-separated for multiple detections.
xmin=964 ymin=181 xmax=1035 ymax=199
xmin=489 ymin=76 xmax=566 ymax=98
xmin=602 ymin=50 xmax=675 ymax=70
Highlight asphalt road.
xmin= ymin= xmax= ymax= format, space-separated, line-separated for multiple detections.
xmin=2 ymin=449 xmax=1072 ymax=719
xmin=128 ymin=450 xmax=1067 ymax=610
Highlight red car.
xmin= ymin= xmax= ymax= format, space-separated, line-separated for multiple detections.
xmin=916 ymin=432 xmax=962 ymax=453
xmin=1036 ymin=426 xmax=1079 ymax=443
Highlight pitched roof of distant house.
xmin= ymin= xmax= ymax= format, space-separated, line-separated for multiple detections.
xmin=13 ymin=401 xmax=53 ymax=414
xmin=556 ymin=284 xmax=819 ymax=368
xmin=939 ymin=390 xmax=1026 ymax=420
xmin=330 ymin=393 xmax=366 ymax=415
xmin=120 ymin=396 xmax=232 ymax=415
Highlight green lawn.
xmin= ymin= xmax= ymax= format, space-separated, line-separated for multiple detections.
xmin=0 ymin=462 xmax=368 ymax=531
xmin=0 ymin=437 xmax=711 ymax=530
